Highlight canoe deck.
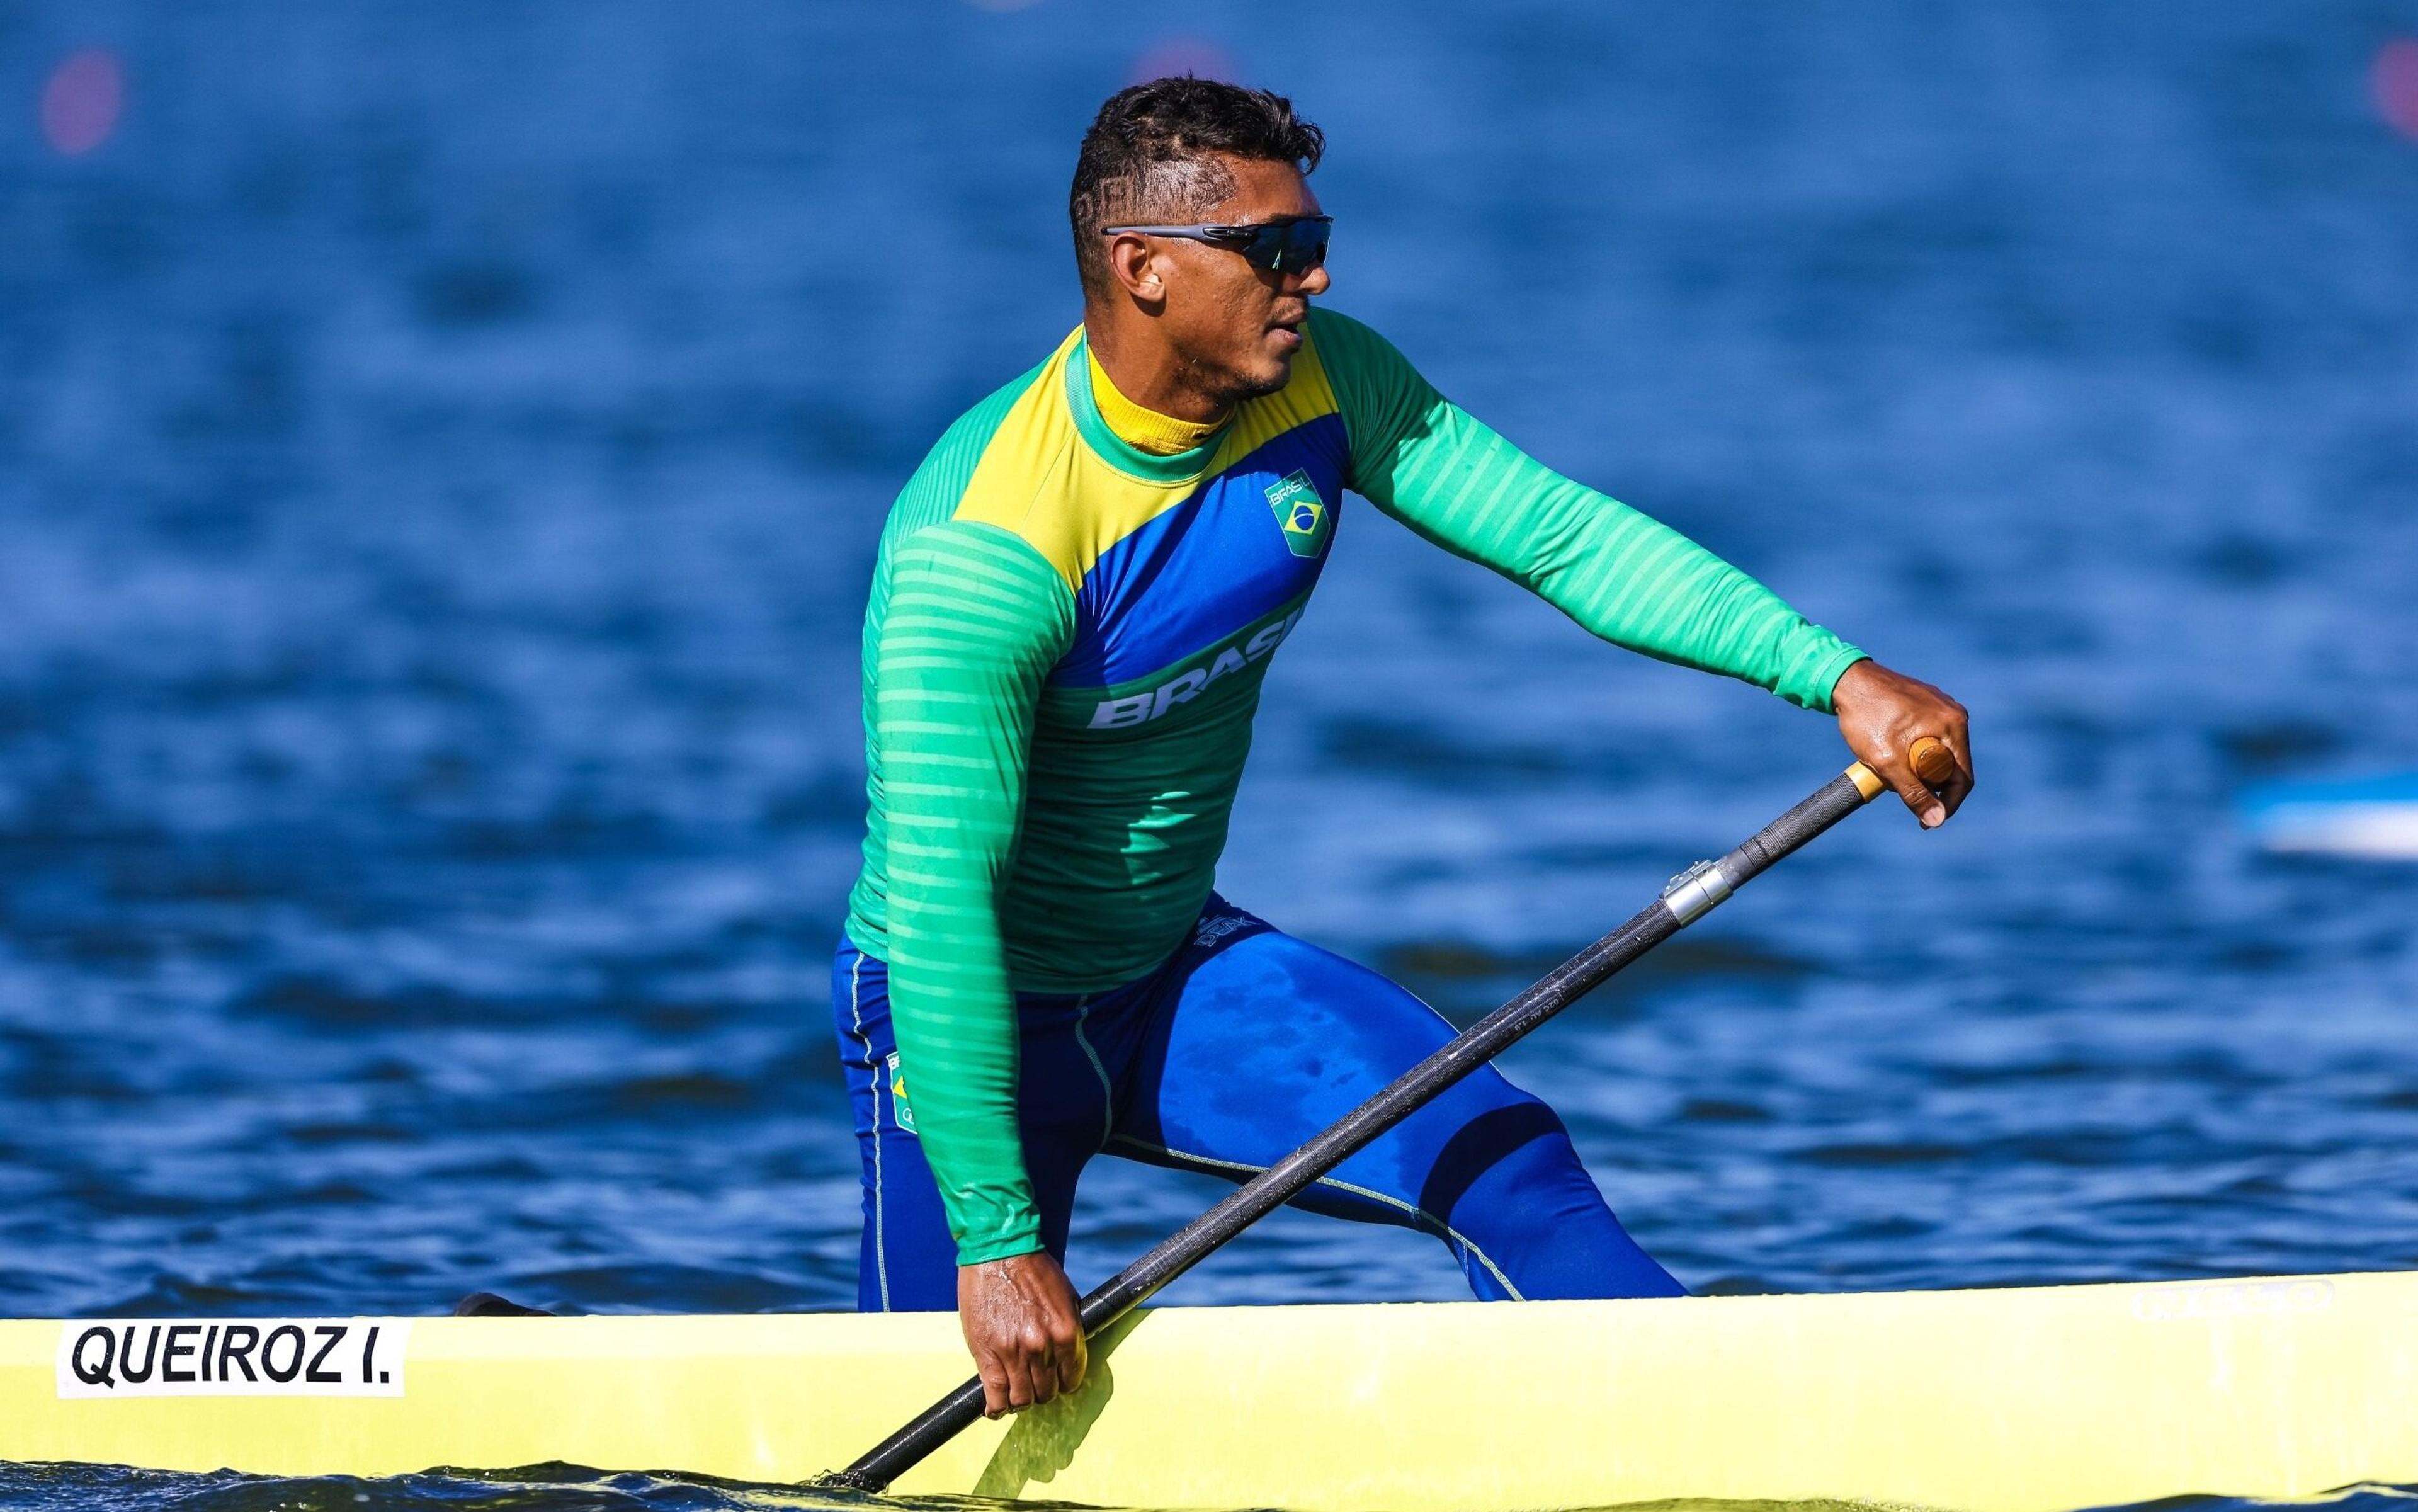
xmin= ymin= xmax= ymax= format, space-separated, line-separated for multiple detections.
xmin=3 ymin=1270 xmax=2412 ymax=1511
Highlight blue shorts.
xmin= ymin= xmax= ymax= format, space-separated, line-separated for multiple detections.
xmin=830 ymin=894 xmax=1684 ymax=1310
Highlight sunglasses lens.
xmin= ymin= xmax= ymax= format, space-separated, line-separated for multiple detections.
xmin=1251 ymin=219 xmax=1331 ymax=271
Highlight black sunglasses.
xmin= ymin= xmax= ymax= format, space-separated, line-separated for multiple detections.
xmin=1099 ymin=215 xmax=1333 ymax=273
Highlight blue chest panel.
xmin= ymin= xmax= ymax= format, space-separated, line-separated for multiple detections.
xmin=1051 ymin=415 xmax=1349 ymax=690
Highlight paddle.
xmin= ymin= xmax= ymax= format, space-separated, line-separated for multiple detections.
xmin=821 ymin=738 xmax=1956 ymax=1494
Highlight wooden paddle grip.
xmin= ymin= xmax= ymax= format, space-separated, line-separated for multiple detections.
xmin=1910 ymin=737 xmax=1956 ymax=788
xmin=1845 ymin=738 xmax=1955 ymax=803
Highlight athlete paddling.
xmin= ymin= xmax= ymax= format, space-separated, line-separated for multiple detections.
xmin=835 ymin=79 xmax=1973 ymax=1418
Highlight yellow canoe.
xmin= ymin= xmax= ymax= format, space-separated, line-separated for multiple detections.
xmin=4 ymin=1270 xmax=2412 ymax=1510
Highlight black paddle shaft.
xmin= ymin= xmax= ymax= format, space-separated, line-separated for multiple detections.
xmin=826 ymin=758 xmax=1899 ymax=1494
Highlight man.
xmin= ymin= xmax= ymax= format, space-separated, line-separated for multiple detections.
xmin=834 ymin=78 xmax=1972 ymax=1418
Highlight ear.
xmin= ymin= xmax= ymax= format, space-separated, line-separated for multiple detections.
xmin=1104 ymin=232 xmax=1169 ymax=310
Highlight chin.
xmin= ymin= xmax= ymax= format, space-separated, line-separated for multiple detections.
xmin=1227 ymin=351 xmax=1297 ymax=403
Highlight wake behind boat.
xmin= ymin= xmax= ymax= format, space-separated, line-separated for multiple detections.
xmin=5 ymin=1271 xmax=2412 ymax=1511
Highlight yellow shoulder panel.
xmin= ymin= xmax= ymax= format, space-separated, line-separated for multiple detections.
xmin=951 ymin=333 xmax=1090 ymax=590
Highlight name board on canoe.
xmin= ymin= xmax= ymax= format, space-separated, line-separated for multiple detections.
xmin=55 ymin=1319 xmax=409 ymax=1398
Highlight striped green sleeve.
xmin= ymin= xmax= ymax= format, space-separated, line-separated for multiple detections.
xmin=875 ymin=520 xmax=1076 ymax=1266
xmin=1311 ymin=309 xmax=1865 ymax=712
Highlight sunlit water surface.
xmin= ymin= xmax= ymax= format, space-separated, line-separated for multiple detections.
xmin=3 ymin=1 xmax=2417 ymax=1508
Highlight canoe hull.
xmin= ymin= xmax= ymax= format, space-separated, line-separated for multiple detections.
xmin=3 ymin=1271 xmax=2413 ymax=1511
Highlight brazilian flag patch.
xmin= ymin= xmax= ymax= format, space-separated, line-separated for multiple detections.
xmin=1264 ymin=469 xmax=1332 ymax=559
xmin=884 ymin=1052 xmax=916 ymax=1134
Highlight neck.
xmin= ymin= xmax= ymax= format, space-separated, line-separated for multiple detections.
xmin=1082 ymin=312 xmax=1235 ymax=428
xmin=1086 ymin=348 xmax=1223 ymax=457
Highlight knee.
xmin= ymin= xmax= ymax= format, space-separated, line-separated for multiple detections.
xmin=1414 ymin=1096 xmax=1581 ymax=1227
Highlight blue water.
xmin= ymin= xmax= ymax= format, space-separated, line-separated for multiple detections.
xmin=5 ymin=1 xmax=2418 ymax=1507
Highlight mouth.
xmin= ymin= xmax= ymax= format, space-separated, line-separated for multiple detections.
xmin=1266 ymin=319 xmax=1304 ymax=351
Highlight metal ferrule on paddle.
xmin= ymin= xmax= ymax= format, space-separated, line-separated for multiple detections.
xmin=824 ymin=740 xmax=1952 ymax=1494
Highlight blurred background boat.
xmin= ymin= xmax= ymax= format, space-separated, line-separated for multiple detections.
xmin=2241 ymin=771 xmax=2418 ymax=860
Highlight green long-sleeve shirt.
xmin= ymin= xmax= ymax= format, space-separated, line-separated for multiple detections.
xmin=846 ymin=308 xmax=1863 ymax=1264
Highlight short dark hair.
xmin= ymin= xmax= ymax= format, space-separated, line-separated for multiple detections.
xmin=1069 ymin=77 xmax=1325 ymax=298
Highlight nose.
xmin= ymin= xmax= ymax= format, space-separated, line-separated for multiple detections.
xmin=1294 ymin=261 xmax=1332 ymax=296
